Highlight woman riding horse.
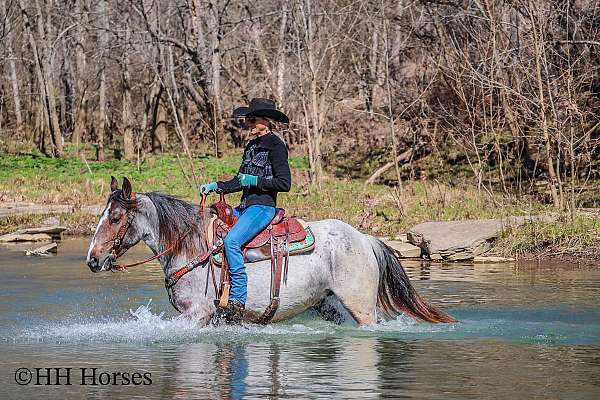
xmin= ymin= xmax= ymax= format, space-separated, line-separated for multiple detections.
xmin=199 ymin=98 xmax=291 ymax=321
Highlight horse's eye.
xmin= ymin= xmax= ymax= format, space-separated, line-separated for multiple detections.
xmin=110 ymin=217 xmax=121 ymax=224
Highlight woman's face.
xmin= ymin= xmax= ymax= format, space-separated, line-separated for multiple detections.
xmin=246 ymin=117 xmax=270 ymax=136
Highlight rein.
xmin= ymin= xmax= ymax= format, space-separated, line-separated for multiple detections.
xmin=109 ymin=191 xmax=197 ymax=271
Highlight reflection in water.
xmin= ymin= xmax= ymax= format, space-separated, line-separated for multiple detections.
xmin=167 ymin=336 xmax=389 ymax=399
xmin=376 ymin=338 xmax=413 ymax=397
xmin=216 ymin=344 xmax=248 ymax=400
xmin=417 ymin=261 xmax=431 ymax=281
xmin=1 ymin=238 xmax=600 ymax=399
xmin=266 ymin=343 xmax=282 ymax=398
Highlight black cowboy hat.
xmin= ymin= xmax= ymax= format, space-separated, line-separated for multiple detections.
xmin=232 ymin=98 xmax=289 ymax=124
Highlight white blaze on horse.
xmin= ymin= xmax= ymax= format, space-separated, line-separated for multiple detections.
xmin=86 ymin=177 xmax=456 ymax=326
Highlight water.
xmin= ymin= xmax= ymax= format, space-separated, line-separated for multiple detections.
xmin=1 ymin=238 xmax=599 ymax=399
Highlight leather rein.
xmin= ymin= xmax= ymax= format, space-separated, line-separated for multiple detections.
xmin=109 ymin=192 xmax=212 ymax=272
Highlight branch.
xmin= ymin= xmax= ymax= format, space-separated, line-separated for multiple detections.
xmin=558 ymin=40 xmax=600 ymax=47
xmin=365 ymin=143 xmax=423 ymax=185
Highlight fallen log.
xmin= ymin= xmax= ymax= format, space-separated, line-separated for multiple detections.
xmin=25 ymin=242 xmax=58 ymax=256
xmin=365 ymin=143 xmax=423 ymax=185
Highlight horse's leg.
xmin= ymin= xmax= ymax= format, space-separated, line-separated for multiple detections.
xmin=331 ymin=286 xmax=378 ymax=325
xmin=181 ymin=308 xmax=213 ymax=327
xmin=324 ymin=225 xmax=380 ymax=325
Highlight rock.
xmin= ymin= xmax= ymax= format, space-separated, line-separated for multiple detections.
xmin=0 ymin=202 xmax=73 ymax=218
xmin=0 ymin=233 xmax=53 ymax=243
xmin=430 ymin=253 xmax=444 ymax=261
xmin=15 ymin=225 xmax=67 ymax=240
xmin=473 ymin=256 xmax=515 ymax=263
xmin=0 ymin=202 xmax=103 ymax=218
xmin=386 ymin=240 xmax=422 ymax=258
xmin=25 ymin=242 xmax=58 ymax=256
xmin=407 ymin=216 xmax=551 ymax=262
xmin=392 ymin=233 xmax=409 ymax=242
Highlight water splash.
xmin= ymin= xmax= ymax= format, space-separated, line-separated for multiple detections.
xmin=17 ymin=301 xmax=331 ymax=344
xmin=13 ymin=303 xmax=600 ymax=346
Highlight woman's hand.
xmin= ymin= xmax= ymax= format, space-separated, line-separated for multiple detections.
xmin=199 ymin=182 xmax=218 ymax=194
xmin=237 ymin=174 xmax=258 ymax=187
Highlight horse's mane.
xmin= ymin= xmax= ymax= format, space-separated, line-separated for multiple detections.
xmin=111 ymin=190 xmax=209 ymax=259
xmin=146 ymin=192 xmax=211 ymax=259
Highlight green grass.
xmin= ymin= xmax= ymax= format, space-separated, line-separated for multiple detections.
xmin=494 ymin=216 xmax=600 ymax=256
xmin=0 ymin=152 xmax=579 ymax=247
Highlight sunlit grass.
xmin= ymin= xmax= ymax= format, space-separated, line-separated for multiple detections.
xmin=0 ymin=152 xmax=562 ymax=239
xmin=494 ymin=216 xmax=600 ymax=256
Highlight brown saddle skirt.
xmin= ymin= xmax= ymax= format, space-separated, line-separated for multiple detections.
xmin=210 ymin=207 xmax=315 ymax=264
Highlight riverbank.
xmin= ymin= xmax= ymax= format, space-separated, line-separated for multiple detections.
xmin=1 ymin=153 xmax=599 ymax=264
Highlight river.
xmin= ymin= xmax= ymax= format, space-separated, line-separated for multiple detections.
xmin=1 ymin=238 xmax=599 ymax=399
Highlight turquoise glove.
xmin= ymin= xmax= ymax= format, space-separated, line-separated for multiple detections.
xmin=238 ymin=173 xmax=258 ymax=187
xmin=199 ymin=182 xmax=218 ymax=194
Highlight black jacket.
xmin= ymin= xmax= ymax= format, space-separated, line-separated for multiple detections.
xmin=217 ymin=132 xmax=291 ymax=208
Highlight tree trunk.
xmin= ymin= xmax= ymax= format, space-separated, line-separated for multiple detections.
xmin=18 ymin=0 xmax=52 ymax=155
xmin=2 ymin=0 xmax=24 ymax=138
xmin=382 ymin=16 xmax=403 ymax=192
xmin=150 ymin=85 xmax=166 ymax=154
xmin=9 ymin=50 xmax=23 ymax=136
xmin=97 ymin=67 xmax=107 ymax=161
xmin=167 ymin=45 xmax=189 ymax=149
xmin=60 ymin=41 xmax=75 ymax=138
xmin=19 ymin=0 xmax=64 ymax=156
xmin=276 ymin=4 xmax=288 ymax=109
xmin=72 ymin=0 xmax=88 ymax=151
xmin=122 ymin=21 xmax=134 ymax=160
xmin=36 ymin=0 xmax=63 ymax=156
xmin=530 ymin=1 xmax=560 ymax=208
xmin=305 ymin=0 xmax=323 ymax=186
xmin=208 ymin=2 xmax=225 ymax=157
xmin=96 ymin=0 xmax=109 ymax=161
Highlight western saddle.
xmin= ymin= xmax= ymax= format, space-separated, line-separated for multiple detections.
xmin=206 ymin=192 xmax=314 ymax=324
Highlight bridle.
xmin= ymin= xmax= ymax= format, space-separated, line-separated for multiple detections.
xmin=107 ymin=192 xmax=217 ymax=274
xmin=110 ymin=207 xmax=136 ymax=260
xmin=106 ymin=192 xmax=187 ymax=270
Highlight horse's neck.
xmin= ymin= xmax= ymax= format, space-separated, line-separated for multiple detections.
xmin=141 ymin=200 xmax=210 ymax=276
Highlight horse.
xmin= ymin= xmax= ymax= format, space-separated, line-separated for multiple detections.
xmin=86 ymin=177 xmax=456 ymax=327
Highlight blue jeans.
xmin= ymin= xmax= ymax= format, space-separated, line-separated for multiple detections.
xmin=224 ymin=205 xmax=276 ymax=305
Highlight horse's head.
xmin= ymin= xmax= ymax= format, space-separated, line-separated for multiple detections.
xmin=86 ymin=176 xmax=145 ymax=272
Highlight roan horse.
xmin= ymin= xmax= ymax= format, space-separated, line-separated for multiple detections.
xmin=86 ymin=177 xmax=456 ymax=326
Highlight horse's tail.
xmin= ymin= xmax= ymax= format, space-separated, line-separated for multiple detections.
xmin=369 ymin=237 xmax=457 ymax=323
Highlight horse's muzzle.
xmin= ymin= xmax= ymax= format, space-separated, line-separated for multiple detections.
xmin=87 ymin=256 xmax=113 ymax=272
xmin=87 ymin=256 xmax=102 ymax=272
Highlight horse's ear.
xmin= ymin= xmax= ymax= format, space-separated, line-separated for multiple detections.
xmin=110 ymin=176 xmax=119 ymax=192
xmin=122 ymin=177 xmax=132 ymax=199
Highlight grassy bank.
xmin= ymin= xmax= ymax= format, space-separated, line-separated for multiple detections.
xmin=1 ymin=152 xmax=598 ymax=261
xmin=493 ymin=215 xmax=600 ymax=263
